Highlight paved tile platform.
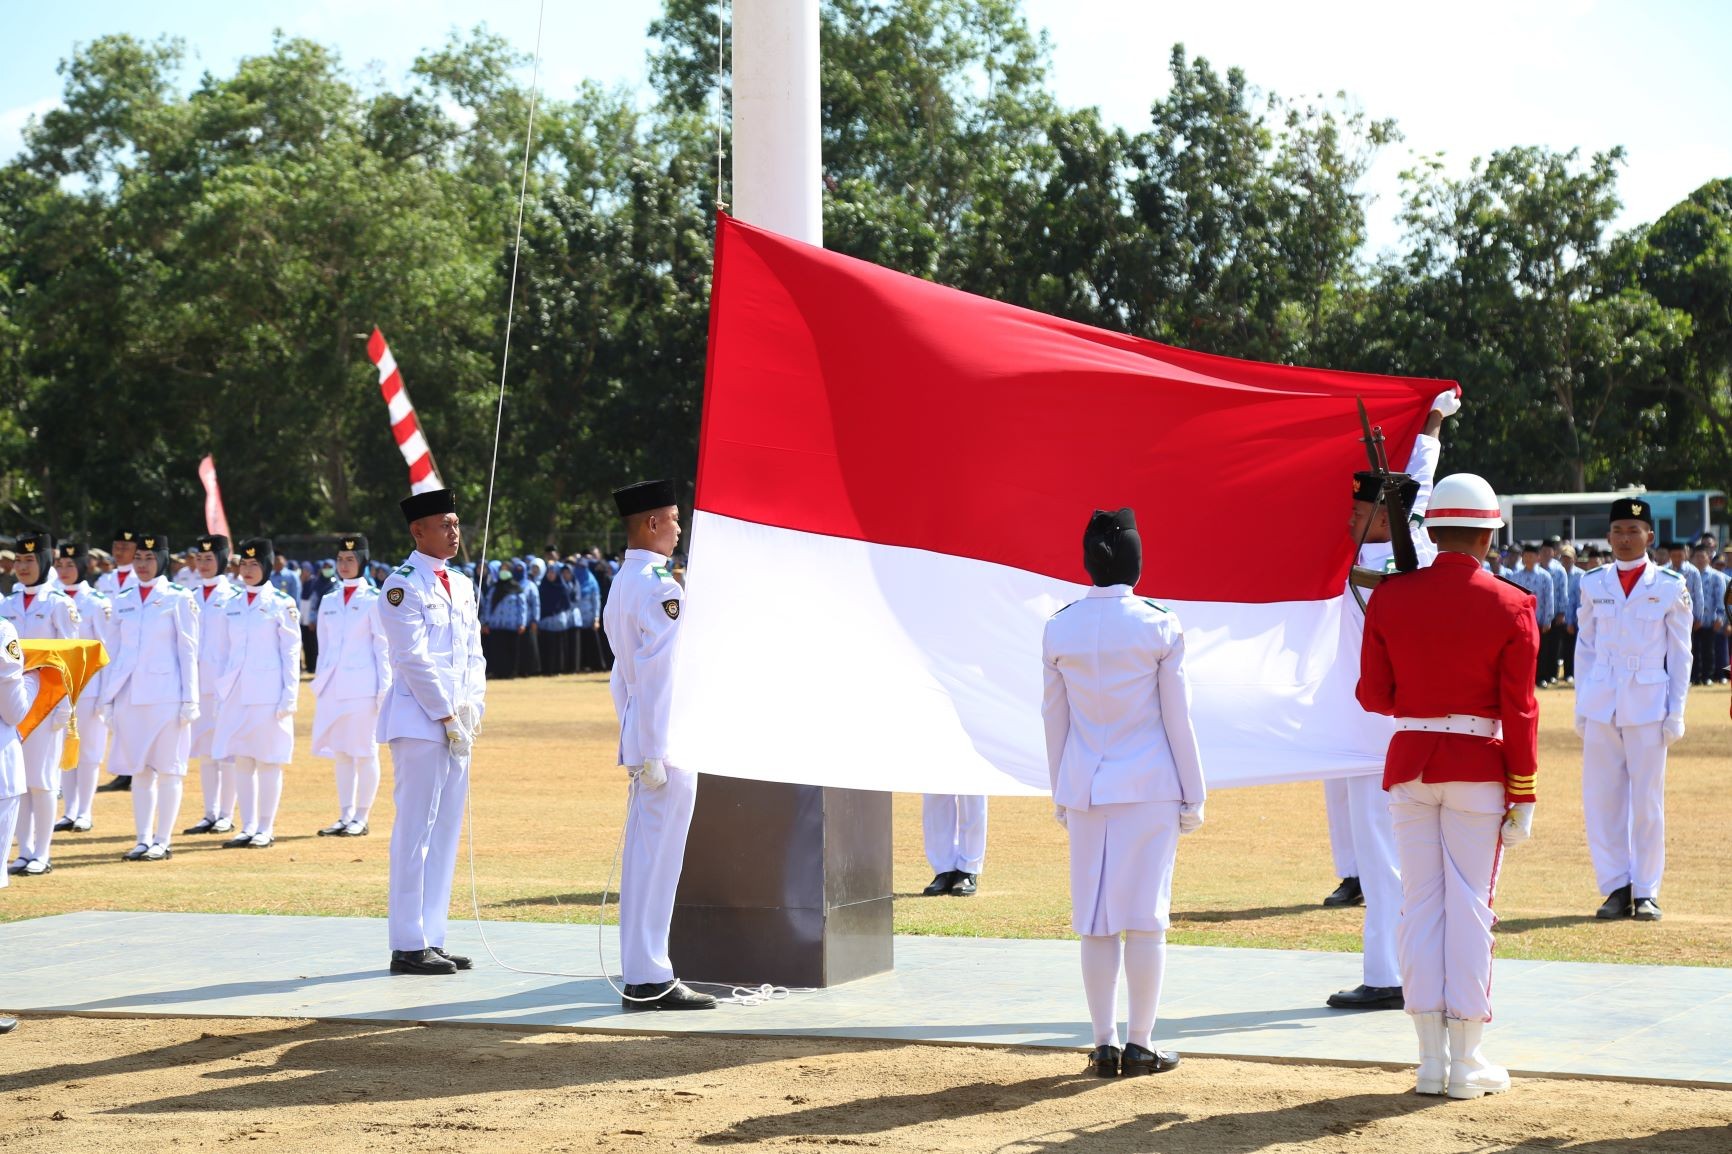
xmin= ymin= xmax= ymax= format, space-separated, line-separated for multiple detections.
xmin=4 ymin=911 xmax=1729 ymax=1086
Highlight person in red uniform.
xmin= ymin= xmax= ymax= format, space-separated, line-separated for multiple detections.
xmin=1356 ymin=473 xmax=1539 ymax=1101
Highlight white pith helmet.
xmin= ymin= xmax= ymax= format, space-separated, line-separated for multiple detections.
xmin=1425 ymin=473 xmax=1504 ymax=528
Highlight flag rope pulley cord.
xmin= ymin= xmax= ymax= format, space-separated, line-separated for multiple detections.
xmin=457 ymin=0 xmax=784 ymax=1007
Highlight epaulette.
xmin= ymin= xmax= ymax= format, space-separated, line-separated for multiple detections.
xmin=87 ymin=589 xmax=108 ymax=600
xmin=395 ymin=565 xmax=414 ymax=576
xmin=168 ymin=582 xmax=186 ymax=591
xmin=1050 ymin=600 xmax=1078 ymax=618
xmin=652 ymin=564 xmax=673 ymax=579
xmin=1493 ymin=573 xmax=1530 ymax=594
xmin=1655 ymin=567 xmax=1682 ymax=580
xmin=49 ymin=589 xmax=71 ymax=599
xmin=1141 ymin=598 xmax=1171 ymax=613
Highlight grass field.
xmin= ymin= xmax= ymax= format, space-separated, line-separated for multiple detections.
xmin=4 ymin=675 xmax=1728 ymax=969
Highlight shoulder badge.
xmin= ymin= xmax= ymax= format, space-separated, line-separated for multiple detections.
xmin=4 ymin=638 xmax=18 ymax=661
xmin=387 ymin=587 xmax=405 ymax=607
xmin=652 ymin=564 xmax=672 ymax=579
xmin=1141 ymin=598 xmax=1171 ymax=613
xmin=1656 ymin=568 xmax=1681 ymax=580
xmin=663 ymin=599 xmax=680 ymax=620
xmin=67 ymin=604 xmax=81 ymax=625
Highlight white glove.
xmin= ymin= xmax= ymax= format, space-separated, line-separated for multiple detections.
xmin=635 ymin=757 xmax=668 ymax=790
xmin=455 ymin=700 xmax=483 ymax=739
xmin=179 ymin=702 xmax=200 ymax=724
xmin=1501 ymin=802 xmax=1535 ymax=848
xmin=1431 ymin=388 xmax=1461 ymax=418
xmin=1662 ymin=716 xmax=1685 ymax=746
xmin=444 ymin=718 xmax=474 ymax=758
xmin=1179 ymin=802 xmax=1205 ymax=834
xmin=1053 ymin=804 xmax=1067 ymax=829
xmin=1574 ymin=715 xmax=1587 ymax=739
xmin=49 ymin=698 xmax=72 ymax=731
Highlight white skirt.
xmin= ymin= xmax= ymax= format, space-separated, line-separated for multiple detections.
xmin=112 ymin=699 xmax=190 ymax=776
xmin=1066 ymin=800 xmax=1181 ymax=936
xmin=20 ymin=726 xmax=65 ymax=792
xmin=312 ymin=694 xmax=380 ymax=759
xmin=189 ymin=691 xmax=222 ymax=759
xmin=213 ymin=702 xmax=294 ymax=764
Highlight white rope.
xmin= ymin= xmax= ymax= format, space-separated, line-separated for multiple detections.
xmin=715 ymin=0 xmax=728 ymax=210
xmin=456 ymin=0 xmax=786 ymax=1007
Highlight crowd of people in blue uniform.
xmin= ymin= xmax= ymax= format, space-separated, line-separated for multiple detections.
xmin=1488 ymin=533 xmax=1730 ymax=687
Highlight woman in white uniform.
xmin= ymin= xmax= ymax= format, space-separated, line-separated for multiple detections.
xmin=311 ymin=534 xmax=390 ymax=837
xmin=52 ymin=541 xmax=117 ymax=834
xmin=214 ymin=538 xmax=302 ymax=849
xmin=1041 ymin=508 xmax=1207 ymax=1078
xmin=184 ymin=534 xmax=242 ymax=835
xmin=103 ymin=533 xmax=199 ymax=861
xmin=0 ymin=532 xmax=79 ymax=875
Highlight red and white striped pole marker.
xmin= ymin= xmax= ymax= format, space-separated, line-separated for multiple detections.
xmin=366 ymin=327 xmax=443 ymax=494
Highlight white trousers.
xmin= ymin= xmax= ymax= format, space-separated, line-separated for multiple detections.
xmin=63 ymin=706 xmax=108 ymax=823
xmin=197 ymin=757 xmax=237 ymax=823
xmin=230 ymin=758 xmax=285 ymax=838
xmin=0 ymin=793 xmax=19 ymax=887
xmin=1582 ymin=720 xmax=1667 ymax=899
xmin=1345 ymin=772 xmax=1402 ymax=987
xmin=1388 ymin=779 xmax=1505 ymax=1022
xmin=387 ymin=738 xmax=469 ymax=952
xmin=331 ymin=750 xmax=382 ymax=824
xmin=130 ymin=767 xmax=186 ymax=849
xmin=13 ymin=788 xmax=56 ymax=864
xmin=619 ymin=766 xmax=698 ymax=984
xmin=1324 ymin=777 xmax=1357 ymax=877
xmin=922 ymin=793 xmax=988 ymax=874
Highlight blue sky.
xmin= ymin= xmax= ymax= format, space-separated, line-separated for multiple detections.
xmin=4 ymin=0 xmax=1728 ymax=254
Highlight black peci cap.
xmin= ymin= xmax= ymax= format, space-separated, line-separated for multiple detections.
xmin=613 ymin=480 xmax=679 ymax=518
xmin=57 ymin=541 xmax=86 ymax=563
xmin=1083 ymin=507 xmax=1142 ymax=588
xmin=337 ymin=534 xmax=369 ymax=554
xmin=13 ymin=531 xmax=51 ymax=559
xmin=1608 ymin=497 xmax=1652 ymax=527
xmin=400 ymin=488 xmax=457 ymax=524
xmin=237 ymin=537 xmax=275 ymax=569
xmin=1351 ymin=472 xmax=1382 ymax=504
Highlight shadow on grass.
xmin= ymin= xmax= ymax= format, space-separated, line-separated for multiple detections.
xmin=1173 ymin=904 xmax=1329 ymax=924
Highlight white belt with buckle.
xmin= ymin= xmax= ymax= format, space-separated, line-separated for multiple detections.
xmin=1394 ymin=714 xmax=1499 ymax=738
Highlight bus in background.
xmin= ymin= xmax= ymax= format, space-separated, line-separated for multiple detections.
xmin=1497 ymin=489 xmax=1727 ymax=548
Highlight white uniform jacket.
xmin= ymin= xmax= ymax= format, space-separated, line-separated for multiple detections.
xmin=376 ymin=552 xmax=484 ymax=744
xmin=96 ymin=567 xmax=136 ymax=597
xmin=1041 ymin=585 xmax=1207 ymax=812
xmin=603 ymin=548 xmax=683 ymax=766
xmin=311 ymin=582 xmax=390 ymax=701
xmin=215 ymin=586 xmax=301 ymax=711
xmin=104 ymin=579 xmax=199 ymax=707
xmin=0 ymin=584 xmax=80 ymax=643
xmin=64 ymin=583 xmax=117 ymax=700
xmin=0 ymin=620 xmax=39 ymax=799
xmin=193 ymin=578 xmax=242 ymax=690
xmin=1574 ymin=561 xmax=1693 ymax=727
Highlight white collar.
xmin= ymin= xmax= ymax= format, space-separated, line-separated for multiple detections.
xmin=408 ymin=550 xmax=449 ymax=575
xmin=1085 ymin=584 xmax=1135 ymax=599
xmin=623 ymin=547 xmax=669 ymax=564
xmin=1615 ymin=557 xmax=1647 ymax=572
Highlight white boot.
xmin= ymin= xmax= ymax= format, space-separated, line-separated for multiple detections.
xmin=1446 ymin=1017 xmax=1510 ymax=1099
xmin=1413 ymin=1012 xmax=1449 ymax=1095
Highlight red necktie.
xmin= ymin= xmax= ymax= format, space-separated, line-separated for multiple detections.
xmin=139 ymin=586 xmax=152 ymax=604
xmin=22 ymin=594 xmax=33 ymax=611
xmin=118 ymin=571 xmax=130 ymax=587
xmin=343 ymin=586 xmax=355 ymax=606
xmin=202 ymin=584 xmax=215 ymax=601
xmin=247 ymin=591 xmax=258 ymax=606
xmin=1618 ymin=566 xmax=1641 ymax=596
xmin=436 ymin=570 xmax=451 ymax=598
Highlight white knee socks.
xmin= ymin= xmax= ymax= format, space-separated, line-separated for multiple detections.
xmin=352 ymin=751 xmax=380 ymax=825
xmin=23 ymin=789 xmax=54 ymax=862
xmin=1122 ymin=930 xmax=1168 ymax=1052
xmin=153 ymin=775 xmax=184 ymax=848
xmin=1080 ymin=933 xmax=1123 ymax=1048
xmin=131 ymin=768 xmax=159 ymax=845
xmin=334 ymin=755 xmax=358 ymax=822
xmin=255 ymin=765 xmax=284 ymax=838
xmin=233 ymin=758 xmax=260 ymax=834
xmin=199 ymin=757 xmax=221 ymax=821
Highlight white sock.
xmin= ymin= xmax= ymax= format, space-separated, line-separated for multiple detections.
xmin=11 ymin=794 xmax=35 ymax=865
xmin=255 ymin=765 xmax=284 ymax=837
xmin=216 ymin=759 xmax=237 ymax=822
xmin=23 ymin=788 xmax=55 ymax=862
xmin=334 ymin=755 xmax=358 ymax=823
xmin=131 ymin=768 xmax=159 ymax=845
xmin=352 ymin=751 xmax=380 ymax=825
xmin=66 ymin=760 xmax=98 ymax=822
xmin=233 ymin=759 xmax=259 ymax=835
xmin=199 ymin=758 xmax=219 ymax=820
xmin=153 ymin=775 xmax=185 ymax=848
xmin=1123 ymin=929 xmax=1168 ymax=1052
xmin=1080 ymin=933 xmax=1123 ymax=1048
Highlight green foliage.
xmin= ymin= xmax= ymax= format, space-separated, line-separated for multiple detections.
xmin=1 ymin=4 xmax=1727 ymax=554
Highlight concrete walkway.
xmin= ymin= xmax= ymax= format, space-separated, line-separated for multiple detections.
xmin=4 ymin=911 xmax=1728 ymax=1085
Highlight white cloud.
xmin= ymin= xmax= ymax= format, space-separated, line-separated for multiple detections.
xmin=0 ymin=97 xmax=59 ymax=164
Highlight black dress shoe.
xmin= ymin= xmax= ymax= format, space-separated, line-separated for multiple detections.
xmin=622 ymin=980 xmax=717 ymax=1011
xmin=316 ymin=820 xmax=347 ymax=837
xmin=1087 ymin=1044 xmax=1121 ymax=1077
xmin=0 ymin=1017 xmax=16 ymax=1034
xmin=390 ymin=948 xmax=458 ymax=975
xmin=949 ymin=872 xmax=978 ymax=897
xmin=922 ymin=871 xmax=959 ymax=896
xmin=52 ymin=816 xmax=75 ymax=833
xmin=431 ymin=947 xmax=473 ymax=970
xmin=1121 ymin=1043 xmax=1181 ymax=1076
xmin=1596 ymin=884 xmax=1634 ymax=920
xmin=96 ymin=776 xmax=132 ymax=793
xmin=1326 ymin=984 xmax=1404 ymax=1010
xmin=1323 ymin=876 xmax=1364 ymax=907
xmin=1633 ymin=897 xmax=1662 ymax=921
xmin=183 ymin=817 xmax=217 ymax=835
xmin=221 ymin=833 xmax=255 ymax=849
xmin=121 ymin=843 xmax=151 ymax=862
xmin=5 ymin=861 xmax=25 ymax=876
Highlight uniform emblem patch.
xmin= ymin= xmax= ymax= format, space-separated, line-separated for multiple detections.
xmin=387 ymin=587 xmax=405 ymax=607
xmin=5 ymin=638 xmax=18 ymax=660
xmin=663 ymin=599 xmax=680 ymax=620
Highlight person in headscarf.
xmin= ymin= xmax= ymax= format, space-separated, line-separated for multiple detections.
xmin=537 ymin=558 xmax=573 ymax=675
xmin=483 ymin=561 xmax=524 ymax=679
xmin=512 ymin=559 xmax=541 ymax=678
xmin=575 ymin=553 xmax=603 ymax=671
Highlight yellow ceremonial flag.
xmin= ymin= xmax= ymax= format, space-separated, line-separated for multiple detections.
xmin=20 ymin=639 xmax=109 ymax=768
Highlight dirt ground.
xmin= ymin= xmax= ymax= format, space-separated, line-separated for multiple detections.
xmin=3 ymin=676 xmax=1728 ymax=968
xmin=0 ymin=1015 xmax=1727 ymax=1154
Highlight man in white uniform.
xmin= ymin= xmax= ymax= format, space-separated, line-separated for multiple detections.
xmin=1043 ymin=507 xmax=1205 ymax=1077
xmin=184 ymin=534 xmax=241 ymax=836
xmin=1325 ymin=389 xmax=1456 ymax=1010
xmin=52 ymin=542 xmax=115 ymax=834
xmin=312 ymin=533 xmax=389 ymax=837
xmin=94 ymin=527 xmax=141 ymax=793
xmin=604 ymin=479 xmax=714 ymax=1011
xmin=1 ymin=616 xmax=45 ymax=892
xmin=377 ymin=489 xmax=485 ymax=976
xmin=1574 ymin=496 xmax=1692 ymax=922
xmin=919 ymin=794 xmax=987 ymax=896
xmin=1 ymin=531 xmax=80 ymax=876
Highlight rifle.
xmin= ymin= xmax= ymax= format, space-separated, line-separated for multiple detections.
xmin=1348 ymin=397 xmax=1420 ymax=612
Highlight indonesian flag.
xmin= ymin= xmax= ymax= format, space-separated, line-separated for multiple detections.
xmin=197 ymin=454 xmax=230 ymax=538
xmin=367 ymin=328 xmax=443 ymax=494
xmin=668 ymin=214 xmax=1454 ymax=795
